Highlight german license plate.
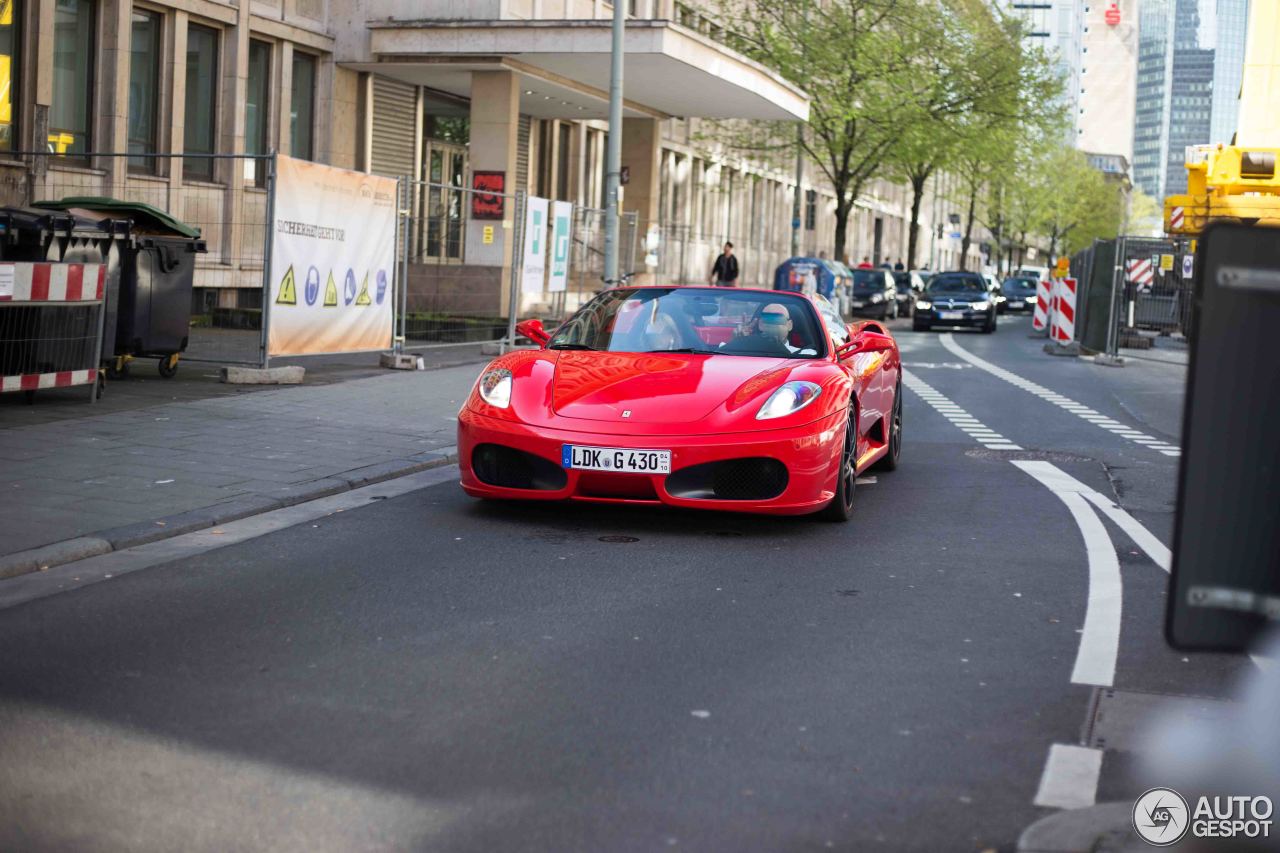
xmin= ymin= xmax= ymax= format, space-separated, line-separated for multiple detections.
xmin=563 ymin=445 xmax=671 ymax=474
xmin=852 ymin=300 xmax=865 ymax=308
xmin=1008 ymin=300 xmax=1024 ymax=309
xmin=939 ymin=310 xmax=964 ymax=320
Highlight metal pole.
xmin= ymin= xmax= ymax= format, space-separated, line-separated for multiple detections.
xmin=259 ymin=152 xmax=277 ymax=369
xmin=503 ymin=190 xmax=526 ymax=355
xmin=396 ymin=177 xmax=410 ymax=354
xmin=602 ymin=0 xmax=625 ymax=284
xmin=1106 ymin=236 xmax=1125 ymax=357
xmin=791 ymin=125 xmax=803 ymax=257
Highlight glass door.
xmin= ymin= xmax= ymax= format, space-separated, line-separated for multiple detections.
xmin=419 ymin=141 xmax=467 ymax=262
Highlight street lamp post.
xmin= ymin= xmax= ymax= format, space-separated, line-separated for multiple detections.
xmin=603 ymin=1 xmax=626 ymax=285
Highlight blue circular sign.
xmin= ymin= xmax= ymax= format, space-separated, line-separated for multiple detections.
xmin=375 ymin=270 xmax=388 ymax=305
xmin=344 ymin=269 xmax=356 ymax=305
xmin=304 ymin=266 xmax=320 ymax=306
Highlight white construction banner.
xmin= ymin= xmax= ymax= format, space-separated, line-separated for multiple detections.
xmin=521 ymin=196 xmax=550 ymax=295
xmin=548 ymin=201 xmax=573 ymax=293
xmin=268 ymin=155 xmax=396 ymax=356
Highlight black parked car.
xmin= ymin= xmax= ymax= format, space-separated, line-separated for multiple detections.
xmin=999 ymin=276 xmax=1040 ymax=314
xmin=912 ymin=271 xmax=997 ymax=333
xmin=892 ymin=271 xmax=925 ymax=318
xmin=850 ymin=268 xmax=898 ymax=320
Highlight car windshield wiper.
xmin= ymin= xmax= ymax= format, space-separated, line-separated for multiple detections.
xmin=548 ymin=343 xmax=598 ymax=350
xmin=642 ymin=347 xmax=712 ymax=354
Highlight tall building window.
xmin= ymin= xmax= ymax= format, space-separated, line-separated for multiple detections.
xmin=0 ymin=0 xmax=19 ymax=151
xmin=51 ymin=0 xmax=94 ymax=155
xmin=184 ymin=24 xmax=218 ymax=181
xmin=244 ymin=39 xmax=270 ymax=184
xmin=128 ymin=10 xmax=161 ymax=172
xmin=290 ymin=51 xmax=316 ymax=160
xmin=805 ymin=189 xmax=816 ymax=231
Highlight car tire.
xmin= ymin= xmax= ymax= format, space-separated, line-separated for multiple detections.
xmin=874 ymin=382 xmax=902 ymax=472
xmin=820 ymin=410 xmax=857 ymax=522
xmin=913 ymin=320 xmax=929 ymax=332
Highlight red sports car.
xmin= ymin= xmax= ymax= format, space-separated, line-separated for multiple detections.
xmin=457 ymin=286 xmax=902 ymax=520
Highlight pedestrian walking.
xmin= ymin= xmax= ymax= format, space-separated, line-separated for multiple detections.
xmin=894 ymin=258 xmax=905 ymax=271
xmin=709 ymin=242 xmax=739 ymax=287
xmin=856 ymin=256 xmax=873 ymax=270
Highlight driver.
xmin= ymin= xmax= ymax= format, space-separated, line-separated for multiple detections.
xmin=722 ymin=302 xmax=797 ymax=356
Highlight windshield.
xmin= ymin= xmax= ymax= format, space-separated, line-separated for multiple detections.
xmin=548 ymin=288 xmax=827 ymax=359
xmin=1002 ymin=277 xmax=1038 ymax=292
xmin=852 ymin=270 xmax=887 ymax=290
xmin=927 ymin=274 xmax=986 ymax=294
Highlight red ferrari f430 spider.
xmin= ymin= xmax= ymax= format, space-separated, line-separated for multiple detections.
xmin=457 ymin=286 xmax=902 ymax=521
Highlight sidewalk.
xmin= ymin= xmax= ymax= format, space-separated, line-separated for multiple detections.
xmin=0 ymin=360 xmax=485 ymax=577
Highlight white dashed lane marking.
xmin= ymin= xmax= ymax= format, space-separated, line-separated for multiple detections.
xmin=901 ymin=369 xmax=1022 ymax=450
xmin=938 ymin=333 xmax=1182 ymax=457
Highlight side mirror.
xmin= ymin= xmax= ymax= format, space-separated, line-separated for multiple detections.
xmin=515 ymin=318 xmax=550 ymax=347
xmin=836 ymin=331 xmax=895 ymax=359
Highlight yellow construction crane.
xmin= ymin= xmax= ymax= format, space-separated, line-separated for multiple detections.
xmin=1163 ymin=144 xmax=1280 ymax=234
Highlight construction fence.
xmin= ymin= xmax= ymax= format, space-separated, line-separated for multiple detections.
xmin=5 ymin=150 xmax=746 ymax=370
xmin=1070 ymin=235 xmax=1194 ymax=358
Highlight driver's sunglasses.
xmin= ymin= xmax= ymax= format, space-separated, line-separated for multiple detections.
xmin=759 ymin=312 xmax=788 ymax=325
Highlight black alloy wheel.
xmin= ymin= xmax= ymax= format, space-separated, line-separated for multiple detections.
xmin=821 ymin=410 xmax=857 ymax=522
xmin=875 ymin=383 xmax=902 ymax=471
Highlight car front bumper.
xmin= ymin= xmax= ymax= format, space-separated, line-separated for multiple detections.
xmin=916 ymin=308 xmax=992 ymax=326
xmin=457 ymin=408 xmax=846 ymax=515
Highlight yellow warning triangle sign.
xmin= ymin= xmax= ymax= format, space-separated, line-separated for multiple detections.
xmin=323 ymin=271 xmax=338 ymax=307
xmin=354 ymin=272 xmax=372 ymax=306
xmin=276 ymin=266 xmax=297 ymax=305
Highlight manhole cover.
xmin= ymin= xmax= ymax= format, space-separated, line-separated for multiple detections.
xmin=598 ymin=535 xmax=640 ymax=544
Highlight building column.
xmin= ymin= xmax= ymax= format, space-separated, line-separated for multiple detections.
xmin=620 ymin=117 xmax=661 ymax=283
xmin=99 ymin=0 xmax=130 ymax=185
xmin=468 ymin=70 xmax=520 ymax=314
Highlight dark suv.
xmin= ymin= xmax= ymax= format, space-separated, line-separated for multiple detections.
xmin=912 ymin=272 xmax=998 ymax=333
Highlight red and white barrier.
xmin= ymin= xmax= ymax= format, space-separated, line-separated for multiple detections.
xmin=1032 ymin=278 xmax=1053 ymax=332
xmin=0 ymin=261 xmax=105 ymax=302
xmin=1050 ymin=277 xmax=1077 ymax=344
xmin=0 ymin=262 xmax=107 ymax=401
xmin=0 ymin=369 xmax=98 ymax=393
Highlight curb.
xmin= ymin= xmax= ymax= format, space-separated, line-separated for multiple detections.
xmin=0 ymin=450 xmax=458 ymax=581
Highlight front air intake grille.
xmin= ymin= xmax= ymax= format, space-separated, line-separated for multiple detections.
xmin=471 ymin=444 xmax=567 ymax=491
xmin=665 ymin=458 xmax=789 ymax=501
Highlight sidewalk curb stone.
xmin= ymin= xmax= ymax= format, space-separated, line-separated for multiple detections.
xmin=0 ymin=452 xmax=457 ymax=581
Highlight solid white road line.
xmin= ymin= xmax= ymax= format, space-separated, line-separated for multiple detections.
xmin=901 ymin=370 xmax=1022 ymax=450
xmin=1012 ymin=461 xmax=1171 ymax=571
xmin=1034 ymin=744 xmax=1105 ymax=809
xmin=0 ymin=464 xmax=462 ymax=612
xmin=938 ymin=333 xmax=1182 ymax=457
xmin=1058 ymin=492 xmax=1123 ymax=687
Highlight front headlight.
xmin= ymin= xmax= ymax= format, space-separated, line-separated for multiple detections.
xmin=915 ymin=300 xmax=932 ymax=310
xmin=869 ymin=292 xmax=884 ymax=303
xmin=756 ymin=381 xmax=822 ymax=420
xmin=477 ymin=368 xmax=513 ymax=408
xmin=970 ymin=300 xmax=991 ymax=311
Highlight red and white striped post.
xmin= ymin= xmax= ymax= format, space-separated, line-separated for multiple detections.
xmin=1031 ymin=277 xmax=1053 ymax=334
xmin=1049 ymin=277 xmax=1077 ymax=345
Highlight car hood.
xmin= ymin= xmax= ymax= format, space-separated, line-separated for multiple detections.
xmin=927 ymin=293 xmax=987 ymax=303
xmin=551 ymin=350 xmax=793 ymax=424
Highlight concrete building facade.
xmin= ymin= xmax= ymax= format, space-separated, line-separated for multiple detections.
xmin=1077 ymin=0 xmax=1139 ymax=162
xmin=1 ymin=0 xmax=982 ymax=317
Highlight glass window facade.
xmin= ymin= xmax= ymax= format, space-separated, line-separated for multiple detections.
xmin=183 ymin=24 xmax=218 ymax=180
xmin=128 ymin=9 xmax=161 ymax=172
xmin=290 ymin=51 xmax=315 ymax=160
xmin=0 ymin=0 xmax=18 ymax=152
xmin=51 ymin=0 xmax=94 ymax=155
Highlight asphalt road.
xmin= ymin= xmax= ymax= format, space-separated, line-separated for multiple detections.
xmin=0 ymin=315 xmax=1251 ymax=852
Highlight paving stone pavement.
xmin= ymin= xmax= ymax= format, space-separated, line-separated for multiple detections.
xmin=1 ymin=365 xmax=481 ymax=558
